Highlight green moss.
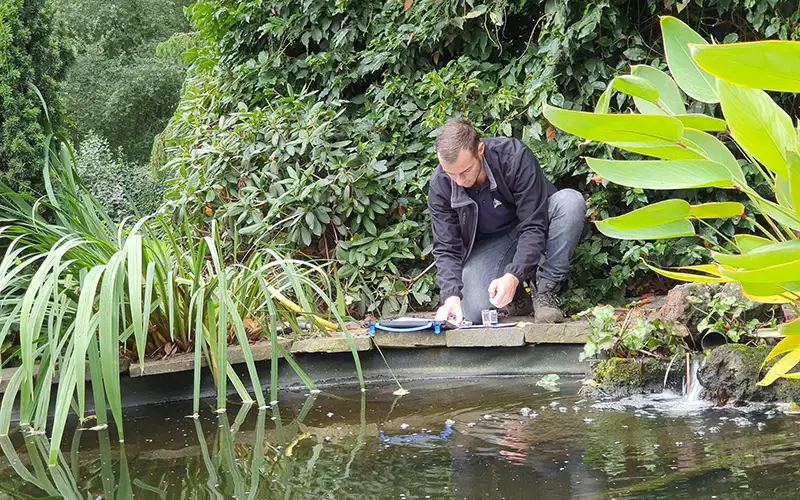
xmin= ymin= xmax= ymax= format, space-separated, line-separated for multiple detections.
xmin=726 ymin=344 xmax=771 ymax=368
xmin=593 ymin=358 xmax=644 ymax=387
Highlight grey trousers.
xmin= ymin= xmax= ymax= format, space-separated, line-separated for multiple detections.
xmin=461 ymin=188 xmax=586 ymax=324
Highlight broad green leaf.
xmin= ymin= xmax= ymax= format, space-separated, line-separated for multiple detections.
xmin=683 ymin=129 xmax=745 ymax=184
xmin=612 ymin=75 xmax=659 ymax=103
xmin=595 ymin=218 xmax=694 ymax=240
xmin=661 ymin=16 xmax=718 ymax=103
xmin=691 ymin=41 xmax=800 ymax=92
xmin=675 ymin=114 xmax=726 ymax=132
xmin=762 ymin=336 xmax=800 ymax=367
xmin=594 ymin=84 xmax=613 ymax=114
xmin=645 ymin=263 xmax=731 ymax=283
xmin=718 ymin=259 xmax=800 ymax=283
xmin=777 ymin=176 xmax=794 ymax=212
xmin=543 ymin=105 xmax=684 ymax=143
xmin=689 ymin=202 xmax=744 ymax=219
xmin=631 ymin=65 xmax=686 ymax=115
xmin=713 ymin=240 xmax=800 ymax=270
xmin=677 ymin=264 xmax=731 ymax=278
xmin=608 ymin=140 xmax=704 ymax=160
xmin=781 ymin=317 xmax=800 ymax=335
xmin=759 ymin=198 xmax=800 ymax=230
xmin=788 ymin=151 xmax=800 ymax=216
xmin=601 ymin=199 xmax=690 ymax=229
xmin=718 ymin=80 xmax=795 ymax=179
xmin=585 ymin=158 xmax=734 ymax=190
xmin=734 ymin=234 xmax=773 ymax=253
xmin=759 ymin=347 xmax=800 ymax=386
xmin=741 ymin=282 xmax=797 ymax=304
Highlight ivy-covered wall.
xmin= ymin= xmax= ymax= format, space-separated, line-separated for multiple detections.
xmin=161 ymin=0 xmax=800 ymax=316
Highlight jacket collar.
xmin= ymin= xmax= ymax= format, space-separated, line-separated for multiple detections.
xmin=449 ymin=155 xmax=497 ymax=208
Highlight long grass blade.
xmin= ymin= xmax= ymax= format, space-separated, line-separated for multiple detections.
xmin=126 ymin=235 xmax=146 ymax=369
xmin=191 ymin=288 xmax=205 ymax=417
xmin=99 ymin=251 xmax=125 ymax=439
xmin=48 ymin=266 xmax=104 ymax=464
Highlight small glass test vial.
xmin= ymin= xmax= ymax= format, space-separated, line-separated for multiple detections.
xmin=481 ymin=309 xmax=498 ymax=326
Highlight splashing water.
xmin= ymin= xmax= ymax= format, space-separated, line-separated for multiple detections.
xmin=683 ymin=356 xmax=703 ymax=402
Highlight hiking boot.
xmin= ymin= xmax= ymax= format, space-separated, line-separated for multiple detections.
xmin=499 ymin=285 xmax=533 ymax=317
xmin=533 ymin=279 xmax=565 ymax=323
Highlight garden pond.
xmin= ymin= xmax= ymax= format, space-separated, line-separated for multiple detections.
xmin=1 ymin=377 xmax=799 ymax=499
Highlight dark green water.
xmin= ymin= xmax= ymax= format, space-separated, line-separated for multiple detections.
xmin=1 ymin=378 xmax=799 ymax=499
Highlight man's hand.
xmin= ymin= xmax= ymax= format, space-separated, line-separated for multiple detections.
xmin=435 ymin=296 xmax=464 ymax=325
xmin=488 ymin=273 xmax=519 ymax=308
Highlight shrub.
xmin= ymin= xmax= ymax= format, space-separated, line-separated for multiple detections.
xmin=75 ymin=133 xmax=163 ymax=220
xmin=162 ymin=0 xmax=800 ymax=316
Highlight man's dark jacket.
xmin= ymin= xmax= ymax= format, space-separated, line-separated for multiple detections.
xmin=427 ymin=137 xmax=557 ymax=301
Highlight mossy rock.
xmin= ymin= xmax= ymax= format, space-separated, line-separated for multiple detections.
xmin=699 ymin=344 xmax=800 ymax=404
xmin=590 ymin=357 xmax=684 ymax=398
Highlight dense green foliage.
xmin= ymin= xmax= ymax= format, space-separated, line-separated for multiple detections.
xmin=0 ymin=0 xmax=69 ymax=193
xmin=161 ymin=0 xmax=800 ymax=316
xmin=75 ymin=133 xmax=163 ymax=220
xmin=54 ymin=0 xmax=191 ymax=163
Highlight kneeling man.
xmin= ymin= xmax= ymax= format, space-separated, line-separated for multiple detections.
xmin=428 ymin=118 xmax=586 ymax=325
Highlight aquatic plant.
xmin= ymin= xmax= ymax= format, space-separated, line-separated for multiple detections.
xmin=0 ymin=126 xmax=362 ymax=465
xmin=545 ymin=16 xmax=800 ymax=385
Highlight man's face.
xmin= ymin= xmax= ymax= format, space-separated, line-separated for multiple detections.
xmin=439 ymin=143 xmax=485 ymax=188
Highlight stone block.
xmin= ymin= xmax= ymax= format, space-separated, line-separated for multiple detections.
xmin=291 ymin=335 xmax=372 ymax=354
xmin=373 ymin=331 xmax=447 ymax=348
xmin=523 ymin=322 xmax=589 ymax=344
xmin=445 ymin=328 xmax=525 ymax=347
xmin=129 ymin=338 xmax=292 ymax=378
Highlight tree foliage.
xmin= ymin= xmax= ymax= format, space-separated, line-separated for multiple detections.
xmin=0 ymin=0 xmax=70 ymax=193
xmin=162 ymin=0 xmax=800 ymax=316
xmin=55 ymin=0 xmax=191 ymax=163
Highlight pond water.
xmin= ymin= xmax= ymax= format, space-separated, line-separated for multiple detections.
xmin=1 ymin=378 xmax=799 ymax=499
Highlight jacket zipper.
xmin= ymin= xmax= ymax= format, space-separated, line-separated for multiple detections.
xmin=463 ymin=200 xmax=478 ymax=262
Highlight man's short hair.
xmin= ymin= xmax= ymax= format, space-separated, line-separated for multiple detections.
xmin=435 ymin=117 xmax=480 ymax=164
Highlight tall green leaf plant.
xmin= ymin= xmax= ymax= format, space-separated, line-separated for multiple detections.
xmin=544 ymin=16 xmax=800 ymax=385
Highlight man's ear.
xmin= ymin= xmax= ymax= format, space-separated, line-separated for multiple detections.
xmin=477 ymin=142 xmax=485 ymax=156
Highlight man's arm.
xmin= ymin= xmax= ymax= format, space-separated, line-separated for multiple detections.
xmin=428 ymin=178 xmax=465 ymax=301
xmin=504 ymin=145 xmax=550 ymax=282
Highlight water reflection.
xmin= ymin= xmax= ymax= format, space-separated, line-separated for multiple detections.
xmin=1 ymin=379 xmax=799 ymax=499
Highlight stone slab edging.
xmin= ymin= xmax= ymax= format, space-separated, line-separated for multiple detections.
xmin=0 ymin=360 xmax=131 ymax=394
xmin=0 ymin=320 xmax=589 ymax=391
